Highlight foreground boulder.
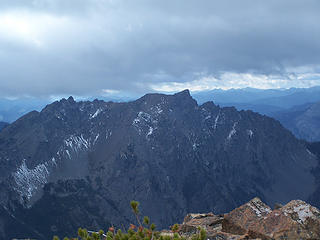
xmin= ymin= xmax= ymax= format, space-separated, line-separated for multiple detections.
xmin=179 ymin=197 xmax=320 ymax=240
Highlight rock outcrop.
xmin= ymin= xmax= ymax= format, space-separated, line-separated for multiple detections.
xmin=179 ymin=197 xmax=320 ymax=240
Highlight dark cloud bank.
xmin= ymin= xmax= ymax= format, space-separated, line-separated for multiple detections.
xmin=0 ymin=0 xmax=319 ymax=98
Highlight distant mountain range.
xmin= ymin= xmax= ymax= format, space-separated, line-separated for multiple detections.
xmin=192 ymin=86 xmax=320 ymax=141
xmin=194 ymin=86 xmax=320 ymax=104
xmin=192 ymin=86 xmax=320 ymax=114
xmin=270 ymin=101 xmax=320 ymax=142
xmin=0 ymin=90 xmax=319 ymax=239
xmin=0 ymin=98 xmax=48 ymax=123
xmin=2 ymin=86 xmax=320 ymax=123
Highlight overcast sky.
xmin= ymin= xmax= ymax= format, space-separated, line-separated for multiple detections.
xmin=0 ymin=0 xmax=320 ymax=98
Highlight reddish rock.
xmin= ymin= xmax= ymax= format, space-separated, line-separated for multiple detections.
xmin=179 ymin=198 xmax=320 ymax=240
xmin=180 ymin=211 xmax=258 ymax=239
xmin=223 ymin=197 xmax=271 ymax=236
xmin=180 ymin=213 xmax=224 ymax=236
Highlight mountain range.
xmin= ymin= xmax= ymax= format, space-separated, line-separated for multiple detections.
xmin=193 ymin=87 xmax=320 ymax=141
xmin=2 ymin=87 xmax=320 ymax=143
xmin=3 ymin=86 xmax=320 ymax=123
xmin=193 ymin=86 xmax=320 ymax=114
xmin=0 ymin=90 xmax=319 ymax=239
xmin=0 ymin=96 xmax=134 ymax=123
xmin=0 ymin=98 xmax=49 ymax=123
xmin=270 ymin=101 xmax=320 ymax=142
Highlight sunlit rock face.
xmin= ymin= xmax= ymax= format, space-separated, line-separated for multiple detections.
xmin=179 ymin=197 xmax=320 ymax=240
xmin=0 ymin=90 xmax=318 ymax=239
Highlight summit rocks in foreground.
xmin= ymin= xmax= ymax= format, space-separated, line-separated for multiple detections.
xmin=179 ymin=197 xmax=320 ymax=240
xmin=0 ymin=90 xmax=319 ymax=239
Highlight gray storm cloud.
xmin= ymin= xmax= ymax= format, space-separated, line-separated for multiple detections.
xmin=0 ymin=0 xmax=320 ymax=97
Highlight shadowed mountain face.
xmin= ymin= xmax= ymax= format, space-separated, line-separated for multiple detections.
xmin=0 ymin=122 xmax=9 ymax=131
xmin=271 ymin=102 xmax=320 ymax=142
xmin=0 ymin=90 xmax=318 ymax=239
xmin=306 ymin=142 xmax=320 ymax=209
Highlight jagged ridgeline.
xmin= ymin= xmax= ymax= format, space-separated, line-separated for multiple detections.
xmin=0 ymin=90 xmax=319 ymax=239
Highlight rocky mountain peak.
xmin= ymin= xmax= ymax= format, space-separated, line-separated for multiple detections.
xmin=180 ymin=198 xmax=320 ymax=240
xmin=136 ymin=89 xmax=197 ymax=108
xmin=172 ymin=89 xmax=197 ymax=105
xmin=281 ymin=199 xmax=320 ymax=224
xmin=246 ymin=197 xmax=272 ymax=217
xmin=0 ymin=91 xmax=319 ymax=239
xmin=67 ymin=96 xmax=75 ymax=102
xmin=173 ymin=89 xmax=191 ymax=98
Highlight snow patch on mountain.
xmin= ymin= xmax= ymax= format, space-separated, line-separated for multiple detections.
xmin=192 ymin=142 xmax=199 ymax=151
xmin=201 ymin=108 xmax=212 ymax=121
xmin=64 ymin=134 xmax=91 ymax=152
xmin=65 ymin=149 xmax=71 ymax=159
xmin=12 ymin=133 xmax=98 ymax=202
xmin=132 ymin=111 xmax=158 ymax=139
xmin=247 ymin=129 xmax=254 ymax=138
xmin=105 ymin=129 xmax=112 ymax=140
xmin=151 ymin=104 xmax=163 ymax=115
xmin=147 ymin=127 xmax=154 ymax=137
xmin=90 ymin=108 xmax=102 ymax=119
xmin=93 ymin=133 xmax=100 ymax=145
xmin=227 ymin=122 xmax=238 ymax=140
xmin=13 ymin=160 xmax=50 ymax=201
xmin=133 ymin=112 xmax=151 ymax=125
xmin=214 ymin=111 xmax=221 ymax=130
xmin=51 ymin=157 xmax=57 ymax=166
